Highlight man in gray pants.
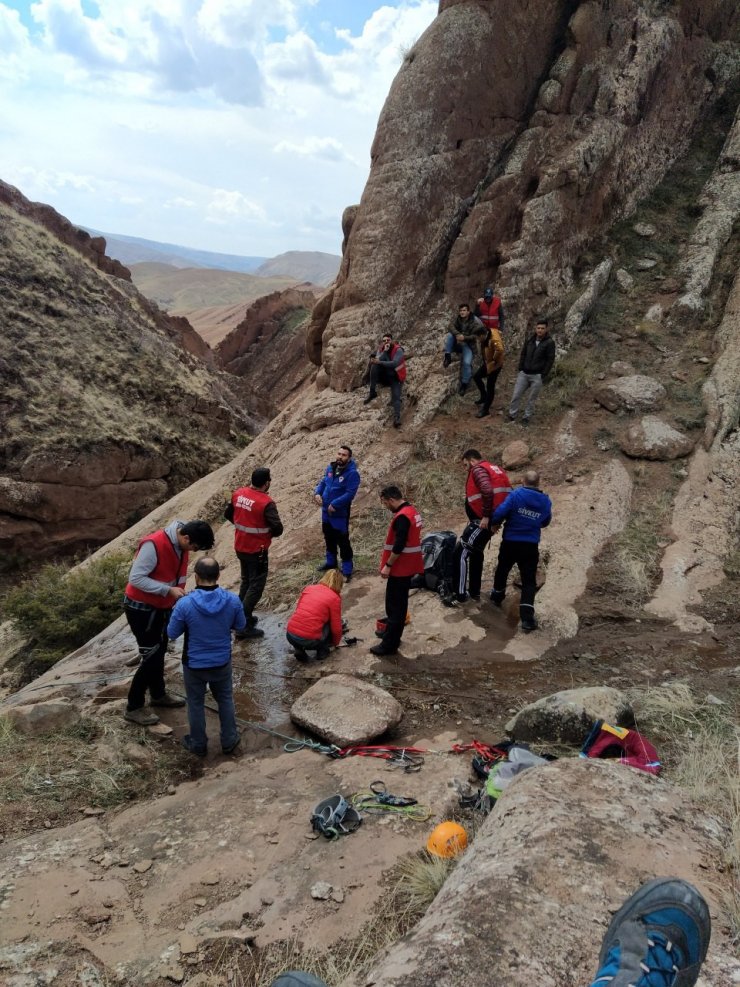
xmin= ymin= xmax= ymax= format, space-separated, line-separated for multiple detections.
xmin=508 ymin=318 xmax=556 ymax=425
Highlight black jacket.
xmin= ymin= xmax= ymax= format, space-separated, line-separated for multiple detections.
xmin=518 ymin=333 xmax=556 ymax=378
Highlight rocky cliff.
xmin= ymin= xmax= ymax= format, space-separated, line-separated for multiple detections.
xmin=0 ymin=185 xmax=254 ymax=561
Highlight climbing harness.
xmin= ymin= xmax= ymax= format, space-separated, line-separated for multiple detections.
xmin=351 ymin=781 xmax=431 ymax=821
xmin=310 ymin=794 xmax=363 ymax=840
xmin=330 ymin=744 xmax=426 ymax=772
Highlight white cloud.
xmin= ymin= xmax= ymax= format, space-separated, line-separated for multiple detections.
xmin=206 ymin=189 xmax=267 ymax=223
xmin=273 ymin=135 xmax=354 ymax=163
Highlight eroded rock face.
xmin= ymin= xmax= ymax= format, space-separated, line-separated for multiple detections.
xmin=306 ymin=0 xmax=739 ymax=392
xmin=594 ymin=375 xmax=667 ymax=413
xmin=290 ymin=673 xmax=403 ymax=747
xmin=620 ymin=416 xmax=695 ymax=460
xmin=505 ymin=687 xmax=633 ymax=744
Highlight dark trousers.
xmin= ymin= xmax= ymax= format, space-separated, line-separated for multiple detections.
xmin=455 ymin=523 xmax=492 ymax=598
xmin=473 ymin=365 xmax=501 ymax=412
xmin=492 ymin=540 xmax=539 ymax=618
xmin=237 ymin=550 xmax=269 ymax=621
xmin=322 ymin=521 xmax=353 ymax=573
xmin=286 ymin=622 xmax=332 ymax=659
xmin=124 ymin=601 xmax=170 ymax=710
xmin=182 ymin=661 xmax=238 ymax=754
xmin=384 ymin=574 xmax=412 ymax=651
xmin=369 ymin=364 xmax=402 ymax=421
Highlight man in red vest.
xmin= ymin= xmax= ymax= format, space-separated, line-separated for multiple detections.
xmin=475 ymin=285 xmax=505 ymax=334
xmin=123 ymin=519 xmax=215 ymax=726
xmin=455 ymin=449 xmax=512 ymax=602
xmin=363 ymin=333 xmax=406 ymax=428
xmin=371 ymin=485 xmax=424 ymax=656
xmin=224 ymin=467 xmax=284 ymax=639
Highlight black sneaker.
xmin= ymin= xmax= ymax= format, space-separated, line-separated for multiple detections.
xmin=522 ymin=417 xmax=530 ymax=427
xmin=363 ymin=391 xmax=378 ymax=404
xmin=443 ymin=353 xmax=452 ymax=368
xmin=458 ymin=382 xmax=470 ymax=395
xmin=521 ymin=618 xmax=538 ymax=633
xmin=393 ymin=419 xmax=402 ymax=428
xmin=489 ymin=590 xmax=505 ymax=608
xmin=475 ymin=407 xmax=490 ymax=418
xmin=369 ymin=643 xmax=399 ymax=657
xmin=235 ymin=626 xmax=264 ymax=640
xmin=222 ymin=736 xmax=242 ymax=756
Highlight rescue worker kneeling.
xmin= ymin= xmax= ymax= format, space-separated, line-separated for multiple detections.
xmin=286 ymin=570 xmax=344 ymax=661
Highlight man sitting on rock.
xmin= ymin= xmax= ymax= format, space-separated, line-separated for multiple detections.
xmin=443 ymin=302 xmax=483 ymax=395
xmin=167 ymin=557 xmax=244 ymax=757
xmin=363 ymin=333 xmax=406 ymax=428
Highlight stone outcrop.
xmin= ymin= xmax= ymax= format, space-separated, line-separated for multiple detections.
xmin=5 ymin=697 xmax=81 ymax=735
xmin=619 ymin=415 xmax=694 ymax=460
xmin=290 ymin=674 xmax=404 ymax=747
xmin=505 ymin=687 xmax=633 ymax=744
xmin=306 ymin=0 xmax=739 ymax=396
xmin=500 ymin=439 xmax=530 ymax=470
xmin=594 ymin=375 xmax=667 ymax=413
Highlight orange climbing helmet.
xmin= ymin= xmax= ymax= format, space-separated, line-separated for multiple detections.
xmin=426 ymin=821 xmax=468 ymax=858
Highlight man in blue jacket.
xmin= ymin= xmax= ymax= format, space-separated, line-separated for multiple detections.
xmin=490 ymin=470 xmax=552 ymax=633
xmin=167 ymin=557 xmax=246 ymax=756
xmin=313 ymin=445 xmax=361 ymax=580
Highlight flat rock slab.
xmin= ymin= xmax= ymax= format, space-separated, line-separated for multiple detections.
xmin=620 ymin=416 xmax=694 ymax=460
xmin=290 ymin=673 xmax=403 ymax=747
xmin=505 ymin=686 xmax=633 ymax=745
xmin=594 ymin=375 xmax=666 ymax=414
xmin=5 ymin=698 xmax=81 ymax=735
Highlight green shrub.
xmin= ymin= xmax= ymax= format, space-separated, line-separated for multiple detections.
xmin=2 ymin=553 xmax=131 ymax=664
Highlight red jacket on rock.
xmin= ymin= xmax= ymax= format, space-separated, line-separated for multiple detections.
xmin=286 ymin=584 xmax=343 ymax=645
xmin=124 ymin=529 xmax=188 ymax=609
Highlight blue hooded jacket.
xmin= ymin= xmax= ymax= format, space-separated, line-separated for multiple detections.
xmin=167 ymin=587 xmax=246 ymax=669
xmin=492 ymin=486 xmax=552 ymax=544
xmin=314 ymin=458 xmax=361 ymax=529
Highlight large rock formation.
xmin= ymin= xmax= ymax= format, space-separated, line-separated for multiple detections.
xmin=0 ymin=186 xmax=253 ymax=559
xmin=306 ymin=0 xmax=739 ymax=396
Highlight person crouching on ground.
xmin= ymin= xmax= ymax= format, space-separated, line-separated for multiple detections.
xmin=363 ymin=333 xmax=406 ymax=428
xmin=286 ymin=570 xmax=344 ymax=661
xmin=167 ymin=557 xmax=245 ymax=757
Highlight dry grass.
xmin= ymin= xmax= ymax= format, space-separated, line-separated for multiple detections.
xmin=206 ymin=852 xmax=456 ymax=986
xmin=631 ymin=682 xmax=740 ymax=940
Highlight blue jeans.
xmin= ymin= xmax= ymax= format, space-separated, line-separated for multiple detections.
xmin=182 ymin=661 xmax=238 ymax=754
xmin=444 ymin=333 xmax=473 ymax=384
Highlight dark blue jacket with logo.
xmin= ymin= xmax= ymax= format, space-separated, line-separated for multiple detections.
xmin=314 ymin=459 xmax=361 ymax=530
xmin=492 ymin=486 xmax=552 ymax=544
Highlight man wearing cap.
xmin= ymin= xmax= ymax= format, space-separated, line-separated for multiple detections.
xmin=475 ymin=285 xmax=506 ymax=334
xmin=225 ymin=467 xmax=284 ymax=639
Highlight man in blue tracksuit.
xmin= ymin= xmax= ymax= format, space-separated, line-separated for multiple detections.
xmin=490 ymin=470 xmax=552 ymax=633
xmin=313 ymin=445 xmax=361 ymax=580
xmin=167 ymin=557 xmax=246 ymax=756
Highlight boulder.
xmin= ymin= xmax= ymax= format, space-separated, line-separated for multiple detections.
xmin=594 ymin=375 xmax=666 ymax=414
xmin=644 ymin=303 xmax=664 ymax=323
xmin=633 ymin=222 xmax=656 ymax=237
xmin=505 ymin=687 xmax=633 ymax=744
xmin=5 ymin=698 xmax=81 ymax=735
xmin=636 ymin=257 xmax=658 ymax=270
xmin=615 ymin=268 xmax=635 ymax=293
xmin=290 ymin=673 xmax=403 ymax=747
xmin=609 ymin=361 xmax=635 ymax=376
xmin=501 ymin=440 xmax=530 ymax=470
xmin=620 ymin=416 xmax=695 ymax=460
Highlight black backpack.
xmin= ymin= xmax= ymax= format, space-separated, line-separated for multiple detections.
xmin=411 ymin=530 xmax=457 ymax=602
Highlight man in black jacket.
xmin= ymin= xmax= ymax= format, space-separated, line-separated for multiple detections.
xmin=507 ymin=318 xmax=556 ymax=425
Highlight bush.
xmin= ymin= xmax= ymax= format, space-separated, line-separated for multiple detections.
xmin=2 ymin=553 xmax=131 ymax=664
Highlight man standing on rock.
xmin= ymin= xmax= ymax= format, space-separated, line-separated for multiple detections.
xmin=363 ymin=333 xmax=406 ymax=428
xmin=225 ymin=467 xmax=284 ymax=639
xmin=475 ymin=285 xmax=506 ymax=334
xmin=455 ymin=449 xmax=512 ymax=603
xmin=167 ymin=557 xmax=244 ymax=756
xmin=313 ymin=445 xmax=361 ymax=581
xmin=508 ymin=318 xmax=556 ymax=425
xmin=443 ymin=303 xmax=483 ymax=395
xmin=371 ymin=485 xmax=424 ymax=657
xmin=490 ymin=470 xmax=552 ymax=633
xmin=123 ymin=519 xmax=215 ymax=726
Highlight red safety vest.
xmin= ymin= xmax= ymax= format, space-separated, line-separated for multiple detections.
xmin=381 ymin=504 xmax=424 ymax=577
xmin=388 ymin=343 xmax=407 ymax=383
xmin=477 ymin=297 xmax=502 ymax=331
xmin=232 ymin=487 xmax=274 ymax=553
xmin=125 ymin=529 xmax=188 ymax=609
xmin=465 ymin=462 xmax=512 ymax=518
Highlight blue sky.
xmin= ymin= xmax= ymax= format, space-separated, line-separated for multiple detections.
xmin=0 ymin=1 xmax=437 ymax=256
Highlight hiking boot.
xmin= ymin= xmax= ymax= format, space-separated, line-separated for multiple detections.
xmin=363 ymin=391 xmax=378 ymax=404
xmin=369 ymin=643 xmax=399 ymax=657
xmin=475 ymin=407 xmax=490 ymax=418
xmin=222 ymin=735 xmax=242 ymax=756
xmin=458 ymin=382 xmax=470 ymax=396
xmin=235 ymin=626 xmax=264 ymax=640
xmin=522 ymin=416 xmax=530 ymax=427
xmin=590 ymin=877 xmax=710 ymax=987
xmin=442 ymin=353 xmax=452 ymax=368
xmin=150 ymin=691 xmax=186 ymax=708
xmin=393 ymin=418 xmax=402 ymax=428
xmin=181 ymin=734 xmax=207 ymax=757
xmin=124 ymin=707 xmax=160 ymax=726
xmin=521 ymin=617 xmax=538 ymax=633
xmin=489 ymin=590 xmax=505 ymax=608
xmin=316 ymin=562 xmax=336 ymax=572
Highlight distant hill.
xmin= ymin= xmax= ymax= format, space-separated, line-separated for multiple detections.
xmin=128 ymin=262 xmax=299 ymax=313
xmin=83 ymin=229 xmax=267 ymax=273
xmin=256 ymin=250 xmax=339 ymax=286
